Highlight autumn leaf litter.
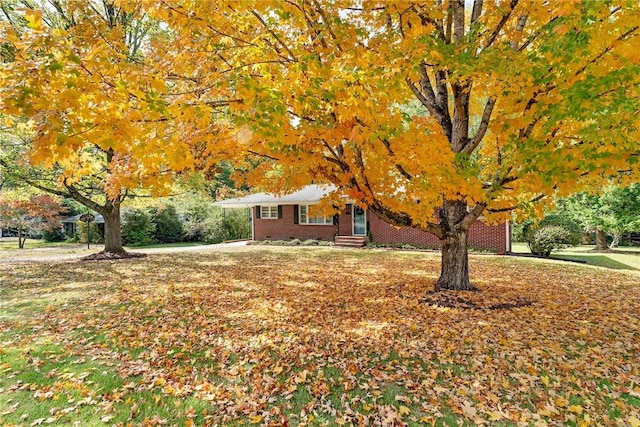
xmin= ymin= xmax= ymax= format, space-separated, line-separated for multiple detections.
xmin=1 ymin=247 xmax=639 ymax=426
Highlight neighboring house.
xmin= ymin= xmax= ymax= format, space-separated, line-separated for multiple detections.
xmin=62 ymin=213 xmax=105 ymax=237
xmin=216 ymin=185 xmax=512 ymax=254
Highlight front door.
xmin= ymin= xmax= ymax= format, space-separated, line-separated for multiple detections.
xmin=352 ymin=205 xmax=366 ymax=236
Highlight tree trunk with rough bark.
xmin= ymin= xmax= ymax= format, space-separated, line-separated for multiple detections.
xmin=595 ymin=229 xmax=607 ymax=250
xmin=435 ymin=199 xmax=475 ymax=291
xmin=18 ymin=229 xmax=25 ymax=249
xmin=436 ymin=229 xmax=472 ymax=290
xmin=102 ymin=204 xmax=125 ymax=255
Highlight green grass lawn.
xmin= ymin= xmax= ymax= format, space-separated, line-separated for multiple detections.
xmin=511 ymin=242 xmax=640 ymax=270
xmin=128 ymin=241 xmax=211 ymax=249
xmin=0 ymin=238 xmax=69 ymax=251
xmin=1 ymin=247 xmax=639 ymax=426
xmin=0 ymin=239 xmax=215 ymax=262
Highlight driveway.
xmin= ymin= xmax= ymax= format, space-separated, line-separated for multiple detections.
xmin=0 ymin=240 xmax=250 ymax=263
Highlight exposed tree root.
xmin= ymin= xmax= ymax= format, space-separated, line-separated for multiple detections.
xmin=81 ymin=250 xmax=147 ymax=261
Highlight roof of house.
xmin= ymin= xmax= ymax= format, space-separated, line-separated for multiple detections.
xmin=215 ymin=184 xmax=338 ymax=208
xmin=62 ymin=213 xmax=105 ymax=224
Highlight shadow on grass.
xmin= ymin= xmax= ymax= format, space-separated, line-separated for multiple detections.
xmin=553 ymin=254 xmax=638 ymax=271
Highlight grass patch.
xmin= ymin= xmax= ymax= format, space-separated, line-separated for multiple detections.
xmin=124 ymin=242 xmax=211 ymax=249
xmin=552 ymin=254 xmax=638 ymax=270
xmin=1 ymin=246 xmax=639 ymax=425
xmin=511 ymin=242 xmax=640 ymax=270
xmin=0 ymin=238 xmax=68 ymax=251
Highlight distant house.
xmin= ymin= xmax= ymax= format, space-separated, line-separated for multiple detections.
xmin=216 ymin=185 xmax=511 ymax=253
xmin=62 ymin=213 xmax=105 ymax=237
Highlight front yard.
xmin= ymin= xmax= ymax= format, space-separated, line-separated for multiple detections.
xmin=1 ymin=247 xmax=639 ymax=426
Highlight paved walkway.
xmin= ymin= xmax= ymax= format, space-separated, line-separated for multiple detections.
xmin=0 ymin=241 xmax=249 ymax=263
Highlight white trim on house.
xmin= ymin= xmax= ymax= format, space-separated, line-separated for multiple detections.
xmin=505 ymin=220 xmax=511 ymax=253
xmin=352 ymin=205 xmax=367 ymax=236
xmin=214 ymin=184 xmax=338 ymax=208
xmin=260 ymin=206 xmax=279 ymax=219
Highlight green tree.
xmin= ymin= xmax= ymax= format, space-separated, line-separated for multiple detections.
xmin=521 ymin=215 xmax=582 ymax=257
xmin=151 ymin=205 xmax=184 ymax=244
xmin=560 ymin=184 xmax=640 ymax=249
xmin=121 ymin=209 xmax=155 ymax=247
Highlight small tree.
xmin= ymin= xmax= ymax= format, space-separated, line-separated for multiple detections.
xmin=0 ymin=194 xmax=65 ymax=248
xmin=121 ymin=209 xmax=156 ymax=247
xmin=522 ymin=215 xmax=582 ymax=257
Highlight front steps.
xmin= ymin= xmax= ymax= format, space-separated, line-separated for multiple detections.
xmin=334 ymin=235 xmax=368 ymax=248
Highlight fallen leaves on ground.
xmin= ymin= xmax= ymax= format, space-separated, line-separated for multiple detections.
xmin=1 ymin=247 xmax=639 ymax=426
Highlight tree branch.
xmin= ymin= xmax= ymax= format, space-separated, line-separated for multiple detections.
xmin=471 ymin=0 xmax=483 ymax=24
xmin=487 ymin=193 xmax=545 ymax=213
xmin=311 ymin=0 xmax=343 ymax=51
xmin=380 ymin=138 xmax=413 ymax=180
xmin=251 ymin=9 xmax=298 ymax=62
xmin=371 ymin=201 xmax=443 ymax=238
xmin=463 ymin=96 xmax=496 ymax=154
xmin=482 ymin=0 xmax=519 ymax=51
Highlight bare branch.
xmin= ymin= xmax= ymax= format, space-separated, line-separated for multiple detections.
xmin=371 ymin=201 xmax=443 ymax=238
xmin=460 ymin=202 xmax=487 ymax=229
xmin=452 ymin=0 xmax=465 ymax=43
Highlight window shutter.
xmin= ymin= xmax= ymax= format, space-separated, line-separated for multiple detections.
xmin=293 ymin=205 xmax=299 ymax=224
xmin=256 ymin=206 xmax=261 ymax=218
xmin=278 ymin=205 xmax=283 ymax=219
xmin=333 ymin=214 xmax=339 ymax=225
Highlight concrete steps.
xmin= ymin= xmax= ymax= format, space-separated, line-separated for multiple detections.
xmin=334 ymin=235 xmax=368 ymax=248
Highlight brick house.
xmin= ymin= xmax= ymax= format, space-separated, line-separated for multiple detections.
xmin=216 ymin=185 xmax=511 ymax=253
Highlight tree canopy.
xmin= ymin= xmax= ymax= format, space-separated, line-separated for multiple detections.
xmin=0 ymin=191 xmax=64 ymax=248
xmin=559 ymin=184 xmax=640 ymax=248
xmin=0 ymin=0 xmax=232 ymax=255
xmin=141 ymin=0 xmax=640 ymax=289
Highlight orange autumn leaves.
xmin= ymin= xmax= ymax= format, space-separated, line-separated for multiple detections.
xmin=3 ymin=1 xmax=640 ymax=222
xmin=1 ymin=247 xmax=639 ymax=425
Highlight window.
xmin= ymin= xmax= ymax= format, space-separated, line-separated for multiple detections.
xmin=299 ymin=205 xmax=333 ymax=225
xmin=260 ymin=206 xmax=279 ymax=219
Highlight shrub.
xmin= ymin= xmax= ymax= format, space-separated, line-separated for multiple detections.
xmin=187 ymin=207 xmax=251 ymax=244
xmin=77 ymin=221 xmax=103 ymax=244
xmin=151 ymin=205 xmax=184 ymax=243
xmin=121 ymin=209 xmax=156 ymax=246
xmin=523 ymin=215 xmax=582 ymax=257
xmin=42 ymin=227 xmax=66 ymax=242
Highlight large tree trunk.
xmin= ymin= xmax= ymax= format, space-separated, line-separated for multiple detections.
xmin=435 ymin=200 xmax=474 ymax=291
xmin=436 ymin=229 xmax=472 ymax=290
xmin=101 ymin=204 xmax=126 ymax=255
xmin=595 ymin=229 xmax=607 ymax=250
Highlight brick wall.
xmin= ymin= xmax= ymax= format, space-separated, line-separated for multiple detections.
xmin=253 ymin=205 xmax=510 ymax=254
xmin=367 ymin=211 xmax=509 ymax=254
xmin=253 ymin=205 xmax=337 ymax=241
